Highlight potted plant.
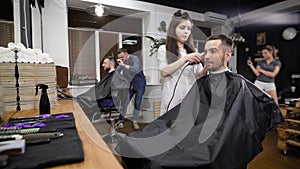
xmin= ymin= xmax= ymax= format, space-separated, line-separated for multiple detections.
xmin=146 ymin=36 xmax=166 ymax=56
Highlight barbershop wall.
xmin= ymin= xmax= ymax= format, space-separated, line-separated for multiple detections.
xmin=237 ymin=12 xmax=300 ymax=93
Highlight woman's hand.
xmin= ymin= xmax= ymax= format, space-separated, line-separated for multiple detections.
xmin=161 ymin=52 xmax=203 ymax=77
xmin=256 ymin=66 xmax=262 ymax=72
xmin=257 ymin=66 xmax=280 ymax=78
xmin=247 ymin=59 xmax=253 ymax=67
xmin=184 ymin=52 xmax=202 ymax=64
xmin=247 ymin=59 xmax=260 ymax=77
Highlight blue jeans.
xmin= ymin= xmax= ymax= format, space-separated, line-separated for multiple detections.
xmin=119 ymin=86 xmax=145 ymax=120
xmin=119 ymin=85 xmax=145 ymax=121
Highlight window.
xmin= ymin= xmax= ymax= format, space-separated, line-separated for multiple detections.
xmin=68 ymin=28 xmax=143 ymax=85
xmin=0 ymin=21 xmax=14 ymax=47
xmin=68 ymin=29 xmax=96 ymax=84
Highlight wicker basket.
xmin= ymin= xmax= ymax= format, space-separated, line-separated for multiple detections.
xmin=0 ymin=62 xmax=57 ymax=111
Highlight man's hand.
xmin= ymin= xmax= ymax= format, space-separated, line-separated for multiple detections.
xmin=117 ymin=59 xmax=125 ymax=67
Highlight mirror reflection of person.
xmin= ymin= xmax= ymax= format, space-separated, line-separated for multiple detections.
xmin=247 ymin=45 xmax=281 ymax=104
xmin=102 ymin=55 xmax=116 ymax=73
xmin=76 ymin=56 xmax=116 ymax=122
xmin=115 ymin=48 xmax=146 ymax=130
xmin=157 ymin=10 xmax=207 ymax=116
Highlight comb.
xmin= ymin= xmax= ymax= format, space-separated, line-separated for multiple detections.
xmin=0 ymin=128 xmax=40 ymax=135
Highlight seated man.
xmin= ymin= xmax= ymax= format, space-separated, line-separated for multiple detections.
xmin=76 ymin=56 xmax=117 ymax=121
xmin=115 ymin=35 xmax=284 ymax=169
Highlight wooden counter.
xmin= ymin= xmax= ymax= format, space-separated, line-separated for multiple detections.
xmin=2 ymin=99 xmax=123 ymax=169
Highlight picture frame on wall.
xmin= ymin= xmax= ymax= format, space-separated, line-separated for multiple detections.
xmin=256 ymin=32 xmax=266 ymax=45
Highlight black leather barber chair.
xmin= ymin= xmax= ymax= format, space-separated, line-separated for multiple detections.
xmin=97 ymin=97 xmax=123 ymax=144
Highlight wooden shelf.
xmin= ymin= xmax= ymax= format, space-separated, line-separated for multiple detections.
xmin=254 ymin=58 xmax=264 ymax=62
xmin=286 ymin=119 xmax=300 ymax=125
xmin=287 ymin=139 xmax=300 ymax=147
xmin=277 ymin=103 xmax=300 ymax=155
xmin=286 ymin=128 xmax=300 ymax=135
xmin=253 ymin=55 xmax=280 ymax=62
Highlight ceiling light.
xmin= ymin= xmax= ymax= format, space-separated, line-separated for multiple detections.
xmin=230 ymin=13 xmax=246 ymax=45
xmin=230 ymin=0 xmax=246 ymax=45
xmin=86 ymin=3 xmax=110 ymax=17
xmin=230 ymin=32 xmax=245 ymax=43
xmin=94 ymin=4 xmax=104 ymax=16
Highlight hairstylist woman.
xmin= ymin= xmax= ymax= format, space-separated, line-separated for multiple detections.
xmin=157 ymin=10 xmax=207 ymax=115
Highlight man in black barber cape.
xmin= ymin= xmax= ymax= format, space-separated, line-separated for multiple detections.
xmin=76 ymin=56 xmax=116 ymax=121
xmin=116 ymin=35 xmax=283 ymax=169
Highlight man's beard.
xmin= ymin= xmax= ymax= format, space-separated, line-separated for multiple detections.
xmin=104 ymin=67 xmax=110 ymax=72
xmin=206 ymin=54 xmax=226 ymax=72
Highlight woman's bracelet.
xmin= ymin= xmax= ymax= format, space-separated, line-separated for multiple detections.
xmin=250 ymin=65 xmax=254 ymax=69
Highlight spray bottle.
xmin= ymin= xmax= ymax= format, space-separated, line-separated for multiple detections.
xmin=35 ymin=84 xmax=50 ymax=114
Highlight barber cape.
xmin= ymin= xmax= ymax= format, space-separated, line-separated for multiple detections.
xmin=76 ymin=70 xmax=115 ymax=121
xmin=116 ymin=71 xmax=283 ymax=169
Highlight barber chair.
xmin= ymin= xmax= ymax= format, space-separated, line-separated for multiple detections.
xmin=76 ymin=87 xmax=125 ymax=143
xmin=96 ymin=95 xmax=124 ymax=144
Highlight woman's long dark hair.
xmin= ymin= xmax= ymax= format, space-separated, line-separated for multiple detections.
xmin=166 ymin=10 xmax=196 ymax=64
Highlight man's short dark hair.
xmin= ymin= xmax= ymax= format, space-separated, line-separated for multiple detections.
xmin=207 ymin=34 xmax=233 ymax=51
xmin=118 ymin=48 xmax=128 ymax=54
xmin=103 ymin=55 xmax=115 ymax=64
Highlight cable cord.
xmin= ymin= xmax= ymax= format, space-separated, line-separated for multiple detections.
xmin=164 ymin=63 xmax=190 ymax=114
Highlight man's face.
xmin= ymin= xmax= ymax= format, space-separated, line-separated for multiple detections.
xmin=102 ymin=58 xmax=110 ymax=72
xmin=118 ymin=52 xmax=128 ymax=62
xmin=203 ymin=39 xmax=230 ymax=72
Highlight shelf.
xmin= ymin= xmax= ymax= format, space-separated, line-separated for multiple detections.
xmin=286 ymin=128 xmax=300 ymax=135
xmin=253 ymin=57 xmax=280 ymax=62
xmin=286 ymin=119 xmax=300 ymax=125
xmin=277 ymin=103 xmax=300 ymax=155
xmin=254 ymin=58 xmax=264 ymax=62
xmin=287 ymin=139 xmax=300 ymax=147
